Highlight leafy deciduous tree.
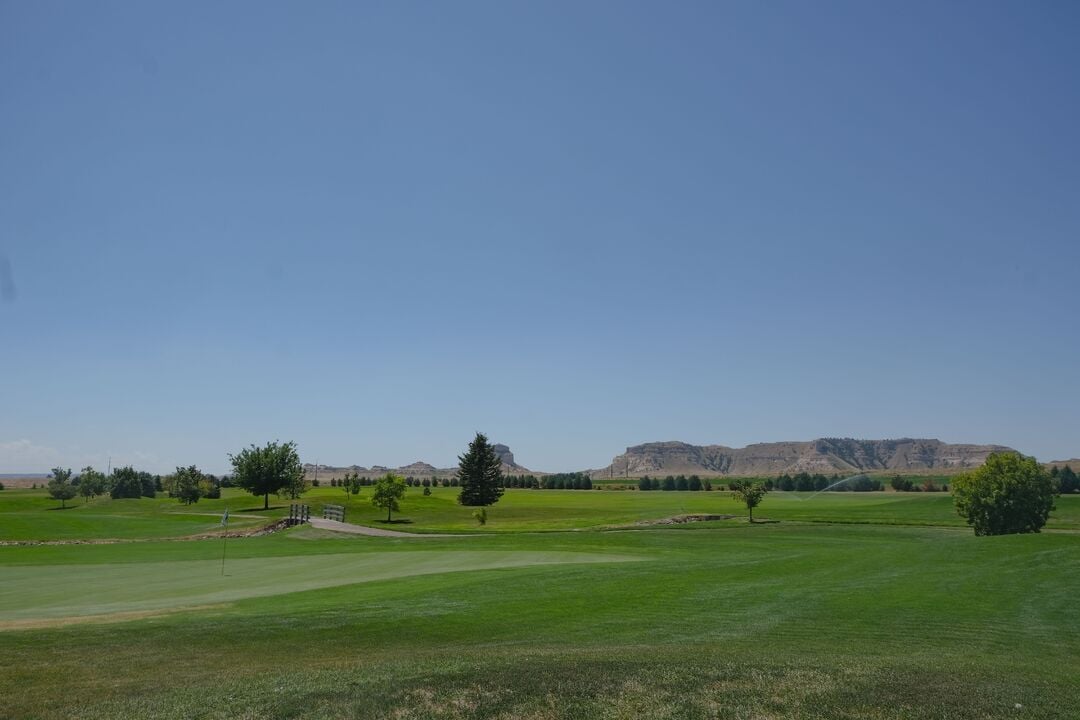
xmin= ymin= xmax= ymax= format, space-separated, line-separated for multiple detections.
xmin=172 ymin=465 xmax=206 ymax=505
xmin=371 ymin=473 xmax=406 ymax=522
xmin=953 ymin=452 xmax=1058 ymax=536
xmin=229 ymin=441 xmax=305 ymax=510
xmin=730 ymin=479 xmax=769 ymax=523
xmin=78 ymin=466 xmax=106 ymax=503
xmin=109 ymin=466 xmax=143 ymax=499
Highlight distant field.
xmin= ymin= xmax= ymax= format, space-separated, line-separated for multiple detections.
xmin=3 ymin=485 xmax=1079 ymax=540
xmin=0 ymin=474 xmax=48 ymax=489
xmin=2 ymin=486 xmax=1078 ymax=718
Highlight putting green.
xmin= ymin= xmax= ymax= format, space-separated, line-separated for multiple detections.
xmin=0 ymin=550 xmax=641 ymax=626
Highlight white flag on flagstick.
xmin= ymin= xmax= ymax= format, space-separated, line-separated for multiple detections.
xmin=220 ymin=508 xmax=229 ymax=527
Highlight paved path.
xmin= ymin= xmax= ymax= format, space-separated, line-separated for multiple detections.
xmin=307 ymin=517 xmax=462 ymax=538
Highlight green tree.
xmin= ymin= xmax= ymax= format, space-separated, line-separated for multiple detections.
xmin=77 ymin=466 xmax=106 ymax=503
xmin=456 ymin=432 xmax=504 ymax=507
xmin=340 ymin=471 xmax=359 ymax=501
xmin=172 ymin=465 xmax=206 ymax=505
xmin=229 ymin=441 xmax=304 ymax=510
xmin=730 ymin=479 xmax=769 ymax=523
xmin=371 ymin=473 xmax=406 ymax=522
xmin=47 ymin=467 xmax=77 ymax=508
xmin=109 ymin=466 xmax=143 ymax=499
xmin=1058 ymin=465 xmax=1078 ymax=494
xmin=953 ymin=452 xmax=1058 ymax=536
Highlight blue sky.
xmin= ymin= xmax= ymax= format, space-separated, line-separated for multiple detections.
xmin=2 ymin=1 xmax=1078 ymax=474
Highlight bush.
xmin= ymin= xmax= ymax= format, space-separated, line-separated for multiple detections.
xmin=953 ymin=452 xmax=1058 ymax=536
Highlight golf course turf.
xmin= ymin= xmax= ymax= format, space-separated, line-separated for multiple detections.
xmin=2 ymin=487 xmax=1077 ymax=719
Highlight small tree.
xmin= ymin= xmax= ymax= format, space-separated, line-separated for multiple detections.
xmin=47 ymin=467 xmax=77 ymax=509
xmin=341 ymin=471 xmax=363 ymax=500
xmin=229 ymin=441 xmax=304 ymax=510
xmin=731 ymin=479 xmax=769 ymax=523
xmin=371 ymin=473 xmax=406 ymax=522
xmin=457 ymin=432 xmax=505 ymax=507
xmin=173 ymin=465 xmax=206 ymax=505
xmin=78 ymin=466 xmax=106 ymax=503
xmin=953 ymin=452 xmax=1058 ymax=536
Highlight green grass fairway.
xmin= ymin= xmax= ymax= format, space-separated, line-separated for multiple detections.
xmin=0 ymin=549 xmax=641 ymax=625
xmin=2 ymin=487 xmax=1078 ymax=718
xmin=5 ymin=486 xmax=1078 ymax=540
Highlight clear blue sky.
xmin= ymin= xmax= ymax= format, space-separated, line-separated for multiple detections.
xmin=2 ymin=1 xmax=1078 ymax=474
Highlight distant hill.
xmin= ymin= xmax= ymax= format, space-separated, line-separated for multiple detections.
xmin=304 ymin=442 xmax=531 ymax=480
xmin=590 ymin=438 xmax=1016 ymax=478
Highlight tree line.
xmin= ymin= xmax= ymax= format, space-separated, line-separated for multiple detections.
xmin=1049 ymin=465 xmax=1079 ymax=494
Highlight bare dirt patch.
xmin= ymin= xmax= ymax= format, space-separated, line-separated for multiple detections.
xmin=634 ymin=514 xmax=737 ymax=526
xmin=0 ymin=603 xmax=231 ymax=631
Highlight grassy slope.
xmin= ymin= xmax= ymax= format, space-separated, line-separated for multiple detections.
xmin=2 ymin=489 xmax=1078 ymax=718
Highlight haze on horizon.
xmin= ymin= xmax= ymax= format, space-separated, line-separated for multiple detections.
xmin=2 ymin=2 xmax=1078 ymax=476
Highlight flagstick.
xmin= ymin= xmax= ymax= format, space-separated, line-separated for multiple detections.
xmin=220 ymin=511 xmax=229 ymax=576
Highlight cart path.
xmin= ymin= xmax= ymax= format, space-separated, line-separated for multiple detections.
xmin=307 ymin=517 xmax=464 ymax=538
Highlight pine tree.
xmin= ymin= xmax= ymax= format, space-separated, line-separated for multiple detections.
xmin=457 ymin=432 xmax=505 ymax=507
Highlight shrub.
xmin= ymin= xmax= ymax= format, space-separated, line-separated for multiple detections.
xmin=953 ymin=452 xmax=1057 ymax=536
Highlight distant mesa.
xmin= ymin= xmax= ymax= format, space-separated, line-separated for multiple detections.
xmin=300 ymin=438 xmax=1051 ymax=482
xmin=491 ymin=443 xmax=524 ymax=470
xmin=304 ymin=442 xmax=531 ymax=479
xmin=591 ymin=438 xmax=1017 ymax=478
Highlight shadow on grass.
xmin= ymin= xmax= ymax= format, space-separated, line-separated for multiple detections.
xmin=238 ymin=506 xmax=286 ymax=512
xmin=45 ymin=506 xmax=78 ymax=511
xmin=377 ymin=519 xmax=414 ymax=525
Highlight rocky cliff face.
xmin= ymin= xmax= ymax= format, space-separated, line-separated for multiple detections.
xmin=304 ymin=442 xmax=530 ymax=479
xmin=491 ymin=443 xmax=522 ymax=470
xmin=593 ymin=438 xmax=1015 ymax=478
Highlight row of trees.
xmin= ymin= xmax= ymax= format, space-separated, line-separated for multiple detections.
xmin=889 ymin=476 xmax=948 ymax=492
xmin=47 ymin=466 xmax=163 ymax=507
xmin=639 ymin=475 xmax=709 ymax=491
xmin=1049 ymin=465 xmax=1079 ymax=494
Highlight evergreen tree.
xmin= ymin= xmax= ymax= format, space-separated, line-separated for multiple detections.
xmin=47 ymin=467 xmax=77 ymax=508
xmin=1059 ymin=465 xmax=1078 ymax=494
xmin=456 ymin=432 xmax=505 ymax=507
